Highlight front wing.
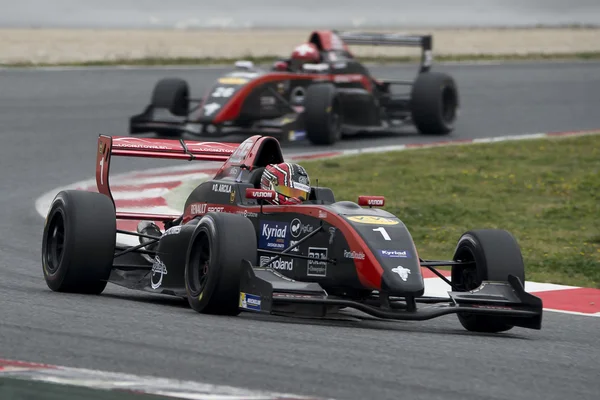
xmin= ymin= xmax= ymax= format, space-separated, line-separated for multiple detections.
xmin=129 ymin=105 xmax=308 ymax=142
xmin=238 ymin=261 xmax=543 ymax=330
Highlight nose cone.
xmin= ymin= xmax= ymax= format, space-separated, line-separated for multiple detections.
xmin=381 ymin=259 xmax=425 ymax=297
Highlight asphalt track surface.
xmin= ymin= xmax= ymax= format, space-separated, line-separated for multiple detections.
xmin=2 ymin=0 xmax=600 ymax=28
xmin=1 ymin=62 xmax=600 ymax=400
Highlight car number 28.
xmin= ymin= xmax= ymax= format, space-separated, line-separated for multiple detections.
xmin=373 ymin=227 xmax=391 ymax=241
xmin=211 ymin=87 xmax=235 ymax=98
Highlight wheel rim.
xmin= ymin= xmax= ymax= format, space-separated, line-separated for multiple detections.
xmin=44 ymin=210 xmax=65 ymax=274
xmin=460 ymin=265 xmax=480 ymax=291
xmin=187 ymin=233 xmax=211 ymax=296
xmin=454 ymin=247 xmax=479 ymax=291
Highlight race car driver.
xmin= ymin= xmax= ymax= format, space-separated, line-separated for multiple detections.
xmin=259 ymin=162 xmax=311 ymax=205
xmin=136 ymin=162 xmax=311 ymax=257
xmin=272 ymin=43 xmax=321 ymax=72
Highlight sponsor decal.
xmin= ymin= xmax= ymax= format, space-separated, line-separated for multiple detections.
xmin=111 ymin=138 xmax=171 ymax=151
xmin=211 ymin=87 xmax=235 ymax=98
xmin=230 ymin=71 xmax=259 ymax=79
xmin=212 ymin=183 xmax=231 ymax=193
xmin=239 ymin=292 xmax=261 ymax=311
xmin=424 ymin=50 xmax=433 ymax=67
xmin=333 ymin=74 xmax=363 ymax=83
xmin=330 ymin=32 xmax=344 ymax=50
xmin=318 ymin=210 xmax=327 ymax=219
xmin=189 ymin=203 xmax=224 ymax=215
xmin=190 ymin=203 xmax=207 ymax=215
xmin=380 ymin=250 xmax=411 ymax=258
xmin=247 ymin=189 xmax=275 ymax=199
xmin=289 ymin=240 xmax=300 ymax=252
xmin=229 ymin=139 xmax=253 ymax=164
xmin=230 ymin=190 xmax=235 ymax=203
xmin=162 ymin=226 xmax=181 ymax=236
xmin=289 ymin=218 xmax=314 ymax=238
xmin=260 ymin=96 xmax=276 ymax=106
xmin=290 ymin=86 xmax=305 ymax=104
xmin=277 ymin=82 xmax=287 ymax=94
xmin=113 ymin=143 xmax=170 ymax=150
xmin=328 ymin=227 xmax=336 ymax=245
xmin=260 ymin=255 xmax=294 ymax=271
xmin=288 ymin=130 xmax=306 ymax=141
xmin=203 ymin=102 xmax=221 ymax=116
xmin=333 ymin=62 xmax=347 ymax=69
xmin=259 ymin=220 xmax=289 ymax=250
xmin=150 ymin=256 xmax=168 ymax=289
xmin=218 ymin=77 xmax=248 ymax=85
xmin=344 ymin=250 xmax=365 ymax=260
xmin=307 ymin=247 xmax=328 ymax=277
xmin=280 ymin=116 xmax=296 ymax=125
xmin=392 ymin=265 xmax=411 ymax=282
xmin=347 ymin=216 xmax=399 ymax=225
xmin=236 ymin=210 xmax=258 ymax=218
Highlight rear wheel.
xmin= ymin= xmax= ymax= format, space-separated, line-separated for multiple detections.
xmin=42 ymin=190 xmax=116 ymax=294
xmin=451 ymin=229 xmax=526 ymax=333
xmin=185 ymin=212 xmax=257 ymax=315
xmin=410 ymin=72 xmax=459 ymax=135
xmin=304 ymin=83 xmax=342 ymax=145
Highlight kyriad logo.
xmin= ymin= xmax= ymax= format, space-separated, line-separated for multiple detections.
xmin=380 ymin=250 xmax=411 ymax=258
xmin=344 ymin=250 xmax=365 ymax=260
xmin=259 ymin=220 xmax=289 ymax=250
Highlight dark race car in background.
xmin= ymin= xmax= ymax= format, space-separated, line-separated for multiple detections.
xmin=129 ymin=30 xmax=460 ymax=145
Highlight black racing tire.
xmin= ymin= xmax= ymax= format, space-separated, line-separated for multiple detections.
xmin=42 ymin=190 xmax=116 ymax=294
xmin=304 ymin=83 xmax=343 ymax=145
xmin=451 ymin=229 xmax=526 ymax=333
xmin=151 ymin=78 xmax=190 ymax=116
xmin=184 ymin=212 xmax=257 ymax=315
xmin=410 ymin=71 xmax=459 ymax=135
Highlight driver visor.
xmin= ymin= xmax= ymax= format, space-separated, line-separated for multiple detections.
xmin=275 ymin=181 xmax=311 ymax=200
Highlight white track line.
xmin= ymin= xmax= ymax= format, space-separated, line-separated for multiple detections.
xmin=0 ymin=359 xmax=324 ymax=400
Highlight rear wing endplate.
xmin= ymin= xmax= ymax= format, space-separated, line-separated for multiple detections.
xmin=96 ymin=135 xmax=239 ymax=220
xmin=337 ymin=31 xmax=433 ymax=72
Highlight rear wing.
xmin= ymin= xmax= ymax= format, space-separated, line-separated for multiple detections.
xmin=337 ymin=31 xmax=433 ymax=72
xmin=96 ymin=135 xmax=239 ymax=221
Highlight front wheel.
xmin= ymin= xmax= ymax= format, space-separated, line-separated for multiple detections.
xmin=42 ymin=190 xmax=116 ymax=294
xmin=304 ymin=83 xmax=343 ymax=145
xmin=149 ymin=78 xmax=190 ymax=138
xmin=451 ymin=229 xmax=526 ymax=333
xmin=184 ymin=212 xmax=257 ymax=315
xmin=410 ymin=72 xmax=459 ymax=135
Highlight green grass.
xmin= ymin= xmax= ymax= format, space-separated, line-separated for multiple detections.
xmin=2 ymin=51 xmax=600 ymax=68
xmin=300 ymin=134 xmax=600 ymax=288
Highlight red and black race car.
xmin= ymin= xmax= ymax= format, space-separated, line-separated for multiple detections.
xmin=129 ymin=30 xmax=459 ymax=145
xmin=41 ymin=134 xmax=542 ymax=333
